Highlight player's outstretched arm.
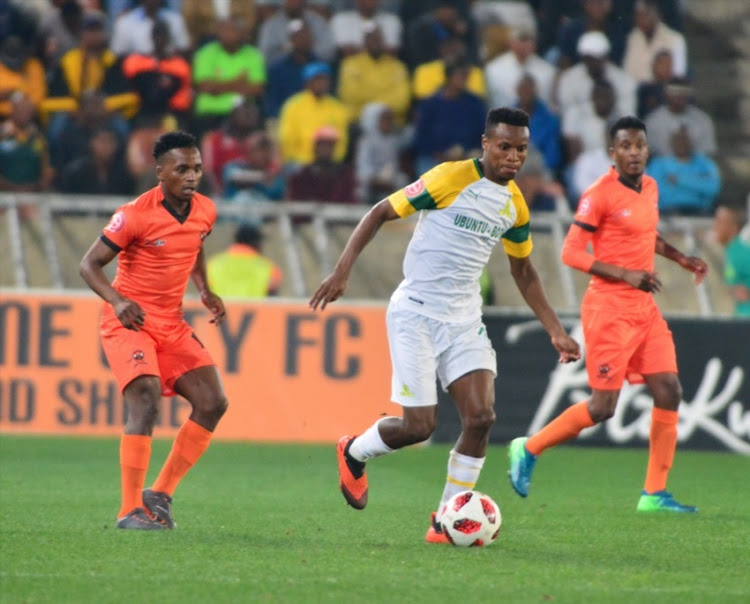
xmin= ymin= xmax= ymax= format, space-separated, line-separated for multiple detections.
xmin=191 ymin=247 xmax=226 ymax=324
xmin=309 ymin=198 xmax=400 ymax=310
xmin=561 ymin=222 xmax=663 ymax=292
xmin=79 ymin=238 xmax=145 ymax=331
xmin=508 ymin=255 xmax=580 ymax=363
xmin=655 ymin=234 xmax=708 ymax=284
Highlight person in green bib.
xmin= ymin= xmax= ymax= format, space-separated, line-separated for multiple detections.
xmin=207 ymin=223 xmax=283 ymax=298
xmin=713 ymin=204 xmax=750 ymax=317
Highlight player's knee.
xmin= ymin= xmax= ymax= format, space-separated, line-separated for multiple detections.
xmin=587 ymin=400 xmax=616 ymax=423
xmin=124 ymin=377 xmax=161 ymax=427
xmin=462 ymin=407 xmax=496 ymax=434
xmin=404 ymin=415 xmax=436 ymax=443
xmin=203 ymin=394 xmax=228 ymax=422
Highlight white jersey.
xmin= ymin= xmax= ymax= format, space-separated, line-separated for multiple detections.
xmin=388 ymin=159 xmax=533 ymax=322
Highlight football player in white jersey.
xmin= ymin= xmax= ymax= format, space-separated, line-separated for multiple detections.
xmin=310 ymin=107 xmax=580 ymax=543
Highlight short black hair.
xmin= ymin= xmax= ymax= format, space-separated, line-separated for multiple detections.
xmin=485 ymin=107 xmax=529 ymax=134
xmin=235 ymin=223 xmax=263 ymax=247
xmin=152 ymin=131 xmax=198 ymax=161
xmin=608 ymin=116 xmax=646 ymax=143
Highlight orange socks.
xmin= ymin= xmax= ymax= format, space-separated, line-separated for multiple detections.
xmin=119 ymin=434 xmax=152 ymax=518
xmin=643 ymin=407 xmax=678 ymax=493
xmin=526 ymin=401 xmax=595 ymax=456
xmin=151 ymin=420 xmax=213 ymax=496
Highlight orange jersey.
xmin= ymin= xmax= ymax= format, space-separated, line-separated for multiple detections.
xmin=563 ymin=166 xmax=659 ymax=303
xmin=101 ymin=186 xmax=217 ymax=320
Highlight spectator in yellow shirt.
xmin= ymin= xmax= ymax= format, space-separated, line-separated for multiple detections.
xmin=278 ymin=62 xmax=349 ymax=167
xmin=337 ymin=23 xmax=410 ymax=124
xmin=0 ymin=37 xmax=47 ymax=120
xmin=412 ymin=37 xmax=486 ymax=102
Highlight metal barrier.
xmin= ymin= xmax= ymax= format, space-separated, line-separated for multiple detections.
xmin=0 ymin=193 xmax=721 ymax=315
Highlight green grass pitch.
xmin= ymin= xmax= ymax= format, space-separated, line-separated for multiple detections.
xmin=1 ymin=436 xmax=748 ymax=604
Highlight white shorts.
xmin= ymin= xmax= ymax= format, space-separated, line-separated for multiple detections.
xmin=386 ymin=307 xmax=497 ymax=407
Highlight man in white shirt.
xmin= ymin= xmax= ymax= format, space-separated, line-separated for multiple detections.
xmin=330 ymin=0 xmax=402 ymax=56
xmin=623 ymin=0 xmax=687 ymax=83
xmin=484 ymin=25 xmax=556 ymax=109
xmin=110 ymin=0 xmax=190 ymax=56
xmin=556 ymin=31 xmax=636 ymax=118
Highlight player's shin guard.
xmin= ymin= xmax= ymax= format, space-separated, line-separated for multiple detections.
xmin=119 ymin=434 xmax=152 ymax=518
xmin=435 ymin=450 xmax=485 ymax=523
xmin=643 ymin=407 xmax=678 ymax=493
xmin=152 ymin=420 xmax=212 ymax=496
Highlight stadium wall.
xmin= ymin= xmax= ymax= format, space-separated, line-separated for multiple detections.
xmin=1 ymin=292 xmax=748 ymax=454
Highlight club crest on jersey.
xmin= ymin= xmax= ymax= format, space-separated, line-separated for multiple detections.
xmin=578 ymin=197 xmax=591 ymax=216
xmin=131 ymin=350 xmax=147 ymax=366
xmin=404 ymin=178 xmax=425 ymax=199
xmin=597 ymin=363 xmax=611 ymax=381
xmin=105 ymin=211 xmax=125 ymax=232
xmin=199 ymin=231 xmax=208 ymax=241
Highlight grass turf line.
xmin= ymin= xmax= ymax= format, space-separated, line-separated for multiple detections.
xmin=0 ymin=436 xmax=748 ymax=604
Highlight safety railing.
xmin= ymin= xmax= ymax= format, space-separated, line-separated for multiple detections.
xmin=0 ymin=193 xmax=721 ymax=315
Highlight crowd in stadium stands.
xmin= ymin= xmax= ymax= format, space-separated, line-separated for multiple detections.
xmin=0 ymin=0 xmax=724 ymax=217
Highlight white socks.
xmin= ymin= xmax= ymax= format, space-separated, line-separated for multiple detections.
xmin=435 ymin=449 xmax=485 ymax=522
xmin=348 ymin=418 xmax=395 ymax=462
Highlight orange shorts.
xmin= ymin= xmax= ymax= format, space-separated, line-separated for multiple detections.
xmin=582 ymin=296 xmax=677 ymax=390
xmin=100 ymin=306 xmax=215 ymax=393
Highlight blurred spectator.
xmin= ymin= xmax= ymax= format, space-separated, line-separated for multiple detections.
xmin=529 ymin=0 xmax=580 ymax=57
xmin=278 ymin=62 xmax=349 ymax=167
xmin=623 ymin=0 xmax=687 ymax=83
xmin=556 ymin=31 xmax=636 ymax=118
xmin=36 ymin=0 xmax=84 ymax=67
xmin=222 ymin=131 xmax=285 ymax=201
xmin=287 ymin=125 xmax=357 ymax=203
xmin=58 ymin=126 xmax=134 ymax=195
xmin=400 ymin=0 xmax=472 ymax=27
xmin=181 ymin=0 xmax=255 ymax=48
xmin=201 ymin=102 xmax=261 ymax=195
xmin=110 ymin=0 xmax=190 ymax=56
xmin=122 ymin=20 xmax=192 ymax=122
xmin=50 ymin=90 xmax=127 ymax=174
xmin=258 ymin=0 xmax=335 ymax=65
xmin=264 ymin=19 xmax=321 ymax=119
xmin=485 ymin=24 xmax=556 ymax=110
xmin=337 ymin=23 xmax=410 ymax=124
xmin=412 ymin=37 xmax=486 ymax=102
xmin=414 ymin=58 xmax=486 ymax=175
xmin=355 ymin=103 xmax=409 ymax=204
xmin=192 ymin=19 xmax=266 ymax=136
xmin=207 ymin=223 xmax=284 ymax=298
xmin=636 ymin=48 xmax=673 ymax=118
xmin=126 ymin=113 xmax=176 ymax=190
xmin=571 ymin=143 xmax=611 ymax=207
xmin=515 ymin=74 xmax=562 ymax=173
xmin=106 ymin=0 xmax=181 ymax=22
xmin=308 ymin=0 xmax=333 ymax=21
xmin=647 ymin=126 xmax=720 ymax=216
xmin=645 ymin=78 xmax=718 ymax=157
xmin=0 ymin=36 xmax=47 ymax=120
xmin=554 ymin=0 xmax=626 ymax=68
xmin=42 ymin=12 xmax=136 ymax=142
xmin=405 ymin=1 xmax=478 ymax=70
xmin=562 ymin=79 xmax=618 ymax=166
xmin=610 ymin=0 xmax=684 ymax=32
xmin=712 ymin=204 xmax=750 ymax=317
xmin=330 ymin=0 xmax=402 ymax=57
xmin=514 ymin=145 xmax=565 ymax=213
xmin=0 ymin=93 xmax=53 ymax=202
xmin=256 ymin=0 xmax=282 ymax=30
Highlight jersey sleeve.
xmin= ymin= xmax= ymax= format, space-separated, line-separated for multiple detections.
xmin=561 ymin=189 xmax=607 ymax=272
xmin=501 ymin=184 xmax=533 ymax=258
xmin=387 ymin=163 xmax=459 ymax=218
xmin=572 ymin=188 xmax=607 ymax=231
xmin=101 ymin=204 xmax=139 ymax=252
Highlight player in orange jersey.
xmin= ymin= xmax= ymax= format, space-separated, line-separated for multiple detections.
xmin=508 ymin=116 xmax=708 ymax=512
xmin=80 ymin=131 xmax=228 ymax=529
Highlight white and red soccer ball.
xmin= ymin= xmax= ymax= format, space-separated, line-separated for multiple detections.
xmin=439 ymin=490 xmax=502 ymax=547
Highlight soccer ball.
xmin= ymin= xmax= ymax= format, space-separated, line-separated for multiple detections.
xmin=439 ymin=490 xmax=502 ymax=547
